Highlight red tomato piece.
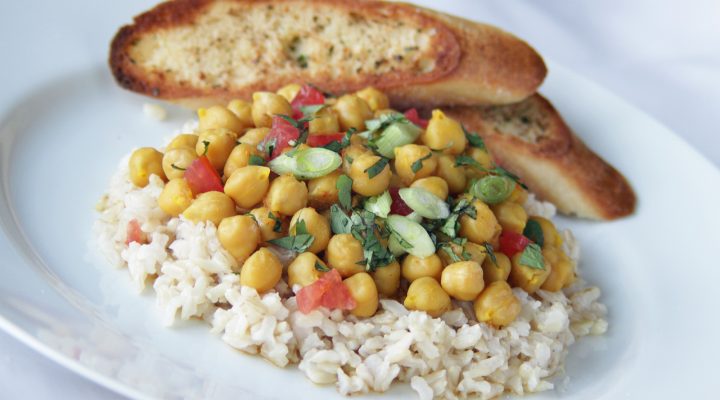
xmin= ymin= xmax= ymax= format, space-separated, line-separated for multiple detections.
xmin=296 ymin=269 xmax=356 ymax=314
xmin=184 ymin=156 xmax=223 ymax=195
xmin=291 ymin=85 xmax=325 ymax=119
xmin=404 ymin=108 xmax=429 ymax=129
xmin=261 ymin=116 xmax=300 ymax=159
xmin=306 ymin=133 xmax=344 ymax=147
xmin=125 ymin=219 xmax=146 ymax=245
xmin=389 ymin=187 xmax=413 ymax=216
xmin=498 ymin=231 xmax=531 ymax=257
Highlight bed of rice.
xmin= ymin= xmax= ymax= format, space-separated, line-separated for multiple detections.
xmin=94 ymin=141 xmax=607 ymax=399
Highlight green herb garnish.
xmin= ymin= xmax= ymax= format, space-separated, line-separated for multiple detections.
xmin=364 ymin=157 xmax=389 ymax=179
xmin=268 ymin=211 xmax=283 ymax=233
xmin=439 ymin=198 xmax=476 ymax=238
xmin=249 ymin=155 xmax=265 ymax=166
xmin=523 ymin=219 xmax=544 ymax=248
xmin=201 ymin=140 xmax=210 ymax=156
xmin=463 ymin=125 xmax=486 ymax=150
xmin=329 ymin=204 xmax=353 ymax=234
xmin=314 ymin=261 xmax=330 ymax=272
xmin=483 ymin=242 xmax=498 ymax=267
xmin=411 ymin=153 xmax=433 ymax=173
xmin=455 ymin=155 xmax=483 ymax=169
xmin=323 ymin=127 xmax=356 ymax=153
xmin=519 ymin=243 xmax=545 ymax=270
xmin=171 ymin=163 xmax=186 ymax=171
xmin=336 ymin=174 xmax=353 ymax=210
xmin=267 ymin=228 xmax=315 ymax=253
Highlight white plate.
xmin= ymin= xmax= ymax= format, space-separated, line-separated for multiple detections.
xmin=1 ymin=1 xmax=720 ymax=399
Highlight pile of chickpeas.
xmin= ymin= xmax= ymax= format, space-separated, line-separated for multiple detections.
xmin=127 ymin=84 xmax=576 ymax=327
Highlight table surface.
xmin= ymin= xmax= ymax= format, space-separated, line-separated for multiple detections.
xmin=1 ymin=0 xmax=718 ymax=398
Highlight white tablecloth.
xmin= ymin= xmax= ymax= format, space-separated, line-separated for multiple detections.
xmin=1 ymin=0 xmax=718 ymax=398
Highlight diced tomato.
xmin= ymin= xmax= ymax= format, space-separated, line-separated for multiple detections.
xmin=498 ymin=231 xmax=531 ymax=257
xmin=296 ymin=269 xmax=356 ymax=314
xmin=306 ymin=133 xmax=344 ymax=147
xmin=404 ymin=108 xmax=429 ymax=129
xmin=184 ymin=155 xmax=224 ymax=195
xmin=260 ymin=116 xmax=301 ymax=159
xmin=125 ymin=219 xmax=146 ymax=245
xmin=291 ymin=84 xmax=326 ymax=119
xmin=389 ymin=187 xmax=413 ymax=216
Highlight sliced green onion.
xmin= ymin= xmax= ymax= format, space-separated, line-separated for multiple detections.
xmin=386 ymin=215 xmax=435 ymax=258
xmin=364 ymin=191 xmax=391 ymax=218
xmin=373 ymin=122 xmax=422 ymax=159
xmin=388 ymin=234 xmax=409 ymax=256
xmin=470 ymin=175 xmax=516 ymax=205
xmin=398 ymin=188 xmax=450 ymax=219
xmin=406 ymin=212 xmax=423 ymax=223
xmin=268 ymin=148 xmax=341 ymax=180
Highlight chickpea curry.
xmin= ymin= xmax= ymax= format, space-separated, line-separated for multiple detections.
xmin=128 ymin=84 xmax=577 ymax=327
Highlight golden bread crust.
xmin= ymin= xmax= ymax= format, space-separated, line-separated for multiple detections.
xmin=109 ymin=0 xmax=545 ymax=107
xmin=444 ymin=94 xmax=636 ymax=220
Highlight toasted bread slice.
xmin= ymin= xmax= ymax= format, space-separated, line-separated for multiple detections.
xmin=110 ymin=0 xmax=546 ymax=109
xmin=443 ymin=94 xmax=636 ymax=220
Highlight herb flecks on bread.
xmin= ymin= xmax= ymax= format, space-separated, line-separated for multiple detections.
xmin=110 ymin=0 xmax=546 ymax=109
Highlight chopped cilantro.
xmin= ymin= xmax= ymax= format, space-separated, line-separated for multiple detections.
xmin=249 ymin=155 xmax=265 ymax=166
xmin=523 ymin=219 xmax=544 ymax=247
xmin=411 ymin=153 xmax=433 ymax=173
xmin=364 ymin=157 xmax=389 ymax=179
xmin=519 ymin=243 xmax=545 ymax=270
xmin=336 ymin=174 xmax=353 ymax=210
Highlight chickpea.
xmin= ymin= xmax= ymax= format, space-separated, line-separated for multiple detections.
xmin=265 ymin=175 xmax=308 ymax=216
xmin=441 ymin=261 xmax=485 ymax=301
xmin=401 ymin=254 xmax=443 ymax=282
xmin=349 ymin=153 xmax=391 ymax=196
xmin=198 ymin=105 xmax=245 ymax=133
xmin=343 ymin=272 xmax=379 ymax=317
xmin=464 ymin=147 xmax=492 ymax=181
xmin=196 ymin=128 xmax=237 ymax=170
xmin=226 ymin=99 xmax=254 ymax=129
xmin=240 ymin=247 xmax=282 ymax=293
xmin=435 ymin=154 xmax=467 ymax=195
xmin=249 ymin=206 xmax=287 ymax=242
xmin=530 ymin=217 xmax=563 ymax=249
xmin=325 ymin=233 xmax=365 ymax=277
xmin=474 ymin=281 xmax=521 ymax=327
xmin=224 ymin=166 xmax=271 ymax=209
xmin=421 ymin=109 xmax=467 ymax=155
xmin=288 ymin=252 xmax=327 ymax=288
xmin=459 ymin=199 xmax=501 ymax=245
xmin=238 ymin=127 xmax=270 ymax=148
xmin=342 ymin=144 xmax=372 ymax=174
xmin=289 ymin=208 xmax=330 ymax=254
xmin=157 ymin=178 xmax=194 ymax=216
xmin=507 ymin=184 xmax=528 ymax=204
xmin=223 ymin=143 xmax=260 ymax=179
xmin=541 ymin=247 xmax=575 ymax=291
xmin=166 ymin=134 xmax=199 ymax=151
xmin=355 ymin=87 xmax=389 ymax=111
xmin=371 ymin=261 xmax=400 ymax=296
xmin=276 ymin=83 xmax=302 ymax=102
xmin=333 ymin=94 xmax=372 ymax=131
xmin=308 ymin=108 xmax=340 ymax=135
xmin=404 ymin=277 xmax=451 ymax=317
xmin=437 ymin=242 xmax=487 ymax=267
xmin=491 ymin=201 xmax=528 ymax=234
xmin=182 ymin=191 xmax=236 ymax=226
xmin=393 ymin=144 xmax=437 ymax=185
xmin=481 ymin=252 xmax=512 ymax=285
xmin=509 ymin=252 xmax=552 ymax=294
xmin=307 ymin=170 xmax=341 ymax=210
xmin=410 ymin=177 xmax=449 ymax=200
xmin=218 ymin=215 xmax=260 ymax=264
xmin=251 ymin=92 xmax=292 ymax=128
xmin=129 ymin=147 xmax=166 ymax=187
xmin=162 ymin=147 xmax=198 ymax=180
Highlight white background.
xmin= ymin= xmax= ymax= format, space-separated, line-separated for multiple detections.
xmin=1 ymin=0 xmax=718 ymax=398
